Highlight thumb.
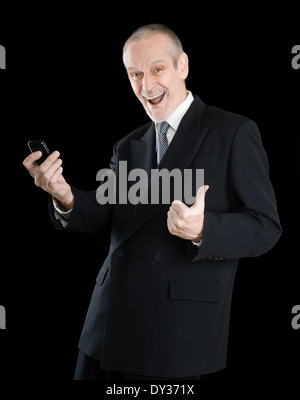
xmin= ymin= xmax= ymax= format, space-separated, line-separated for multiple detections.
xmin=191 ymin=185 xmax=209 ymax=210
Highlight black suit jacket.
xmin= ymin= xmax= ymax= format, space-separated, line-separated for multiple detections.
xmin=50 ymin=96 xmax=281 ymax=377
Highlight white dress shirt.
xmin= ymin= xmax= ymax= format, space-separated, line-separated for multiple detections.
xmin=155 ymin=91 xmax=194 ymax=146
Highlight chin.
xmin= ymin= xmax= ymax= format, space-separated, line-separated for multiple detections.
xmin=146 ymin=107 xmax=170 ymax=123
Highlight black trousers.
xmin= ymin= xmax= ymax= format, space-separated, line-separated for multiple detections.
xmin=74 ymin=350 xmax=202 ymax=380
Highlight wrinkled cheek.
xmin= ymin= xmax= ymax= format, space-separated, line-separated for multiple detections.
xmin=140 ymin=98 xmax=149 ymax=111
xmin=144 ymin=101 xmax=154 ymax=116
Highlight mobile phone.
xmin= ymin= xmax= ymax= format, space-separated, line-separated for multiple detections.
xmin=27 ymin=140 xmax=51 ymax=165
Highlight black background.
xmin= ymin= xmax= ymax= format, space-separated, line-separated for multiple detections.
xmin=1 ymin=5 xmax=299 ymax=380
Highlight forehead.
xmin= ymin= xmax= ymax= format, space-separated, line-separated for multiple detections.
xmin=124 ymin=33 xmax=173 ymax=70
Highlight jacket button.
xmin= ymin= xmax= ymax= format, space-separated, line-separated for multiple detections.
xmin=153 ymin=253 xmax=163 ymax=263
xmin=115 ymin=249 xmax=124 ymax=259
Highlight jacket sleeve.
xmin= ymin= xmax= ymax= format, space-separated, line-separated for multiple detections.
xmin=192 ymin=120 xmax=282 ymax=261
xmin=48 ymin=143 xmax=117 ymax=235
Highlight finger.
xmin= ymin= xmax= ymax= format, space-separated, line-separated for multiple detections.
xmin=191 ymin=185 xmax=209 ymax=210
xmin=167 ymin=214 xmax=173 ymax=234
xmin=39 ymin=151 xmax=60 ymax=173
xmin=48 ymin=166 xmax=63 ymax=188
xmin=23 ymin=151 xmax=42 ymax=169
xmin=170 ymin=199 xmax=189 ymax=216
xmin=41 ymin=158 xmax=63 ymax=185
xmin=167 ymin=207 xmax=184 ymax=231
xmin=168 ymin=205 xmax=183 ymax=223
xmin=167 ymin=215 xmax=188 ymax=239
xmin=195 ymin=185 xmax=209 ymax=203
xmin=34 ymin=158 xmax=62 ymax=188
xmin=167 ymin=211 xmax=178 ymax=235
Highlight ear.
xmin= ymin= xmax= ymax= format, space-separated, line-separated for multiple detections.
xmin=178 ymin=52 xmax=189 ymax=80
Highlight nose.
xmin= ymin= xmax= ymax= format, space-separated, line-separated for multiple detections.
xmin=142 ymin=73 xmax=156 ymax=94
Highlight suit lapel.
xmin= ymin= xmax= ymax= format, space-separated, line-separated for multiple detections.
xmin=129 ymin=123 xmax=156 ymax=175
xmin=158 ymin=97 xmax=208 ymax=172
xmin=117 ymin=96 xmax=210 ymax=248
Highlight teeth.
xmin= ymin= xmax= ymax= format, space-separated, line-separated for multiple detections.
xmin=146 ymin=92 xmax=164 ymax=100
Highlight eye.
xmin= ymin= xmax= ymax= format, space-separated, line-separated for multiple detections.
xmin=130 ymin=71 xmax=144 ymax=81
xmin=153 ymin=66 xmax=164 ymax=74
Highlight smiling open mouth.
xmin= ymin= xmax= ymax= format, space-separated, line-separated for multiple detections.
xmin=146 ymin=92 xmax=165 ymax=105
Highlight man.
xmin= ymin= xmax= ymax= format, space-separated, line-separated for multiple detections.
xmin=23 ymin=24 xmax=282 ymax=380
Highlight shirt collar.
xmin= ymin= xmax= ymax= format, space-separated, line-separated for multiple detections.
xmin=165 ymin=91 xmax=194 ymax=131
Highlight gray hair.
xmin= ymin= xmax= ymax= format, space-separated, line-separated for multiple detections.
xmin=122 ymin=23 xmax=184 ymax=67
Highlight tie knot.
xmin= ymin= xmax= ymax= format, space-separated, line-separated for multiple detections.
xmin=156 ymin=121 xmax=169 ymax=136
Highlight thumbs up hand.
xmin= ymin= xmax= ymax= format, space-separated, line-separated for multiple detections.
xmin=167 ymin=185 xmax=209 ymax=242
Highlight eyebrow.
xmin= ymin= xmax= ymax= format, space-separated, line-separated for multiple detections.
xmin=127 ymin=58 xmax=167 ymax=71
xmin=127 ymin=66 xmax=138 ymax=71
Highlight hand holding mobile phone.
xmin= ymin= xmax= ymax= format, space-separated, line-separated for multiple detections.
xmin=24 ymin=140 xmax=74 ymax=210
xmin=27 ymin=140 xmax=50 ymax=165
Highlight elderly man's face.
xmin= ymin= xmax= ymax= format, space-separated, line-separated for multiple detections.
xmin=124 ymin=33 xmax=189 ymax=122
